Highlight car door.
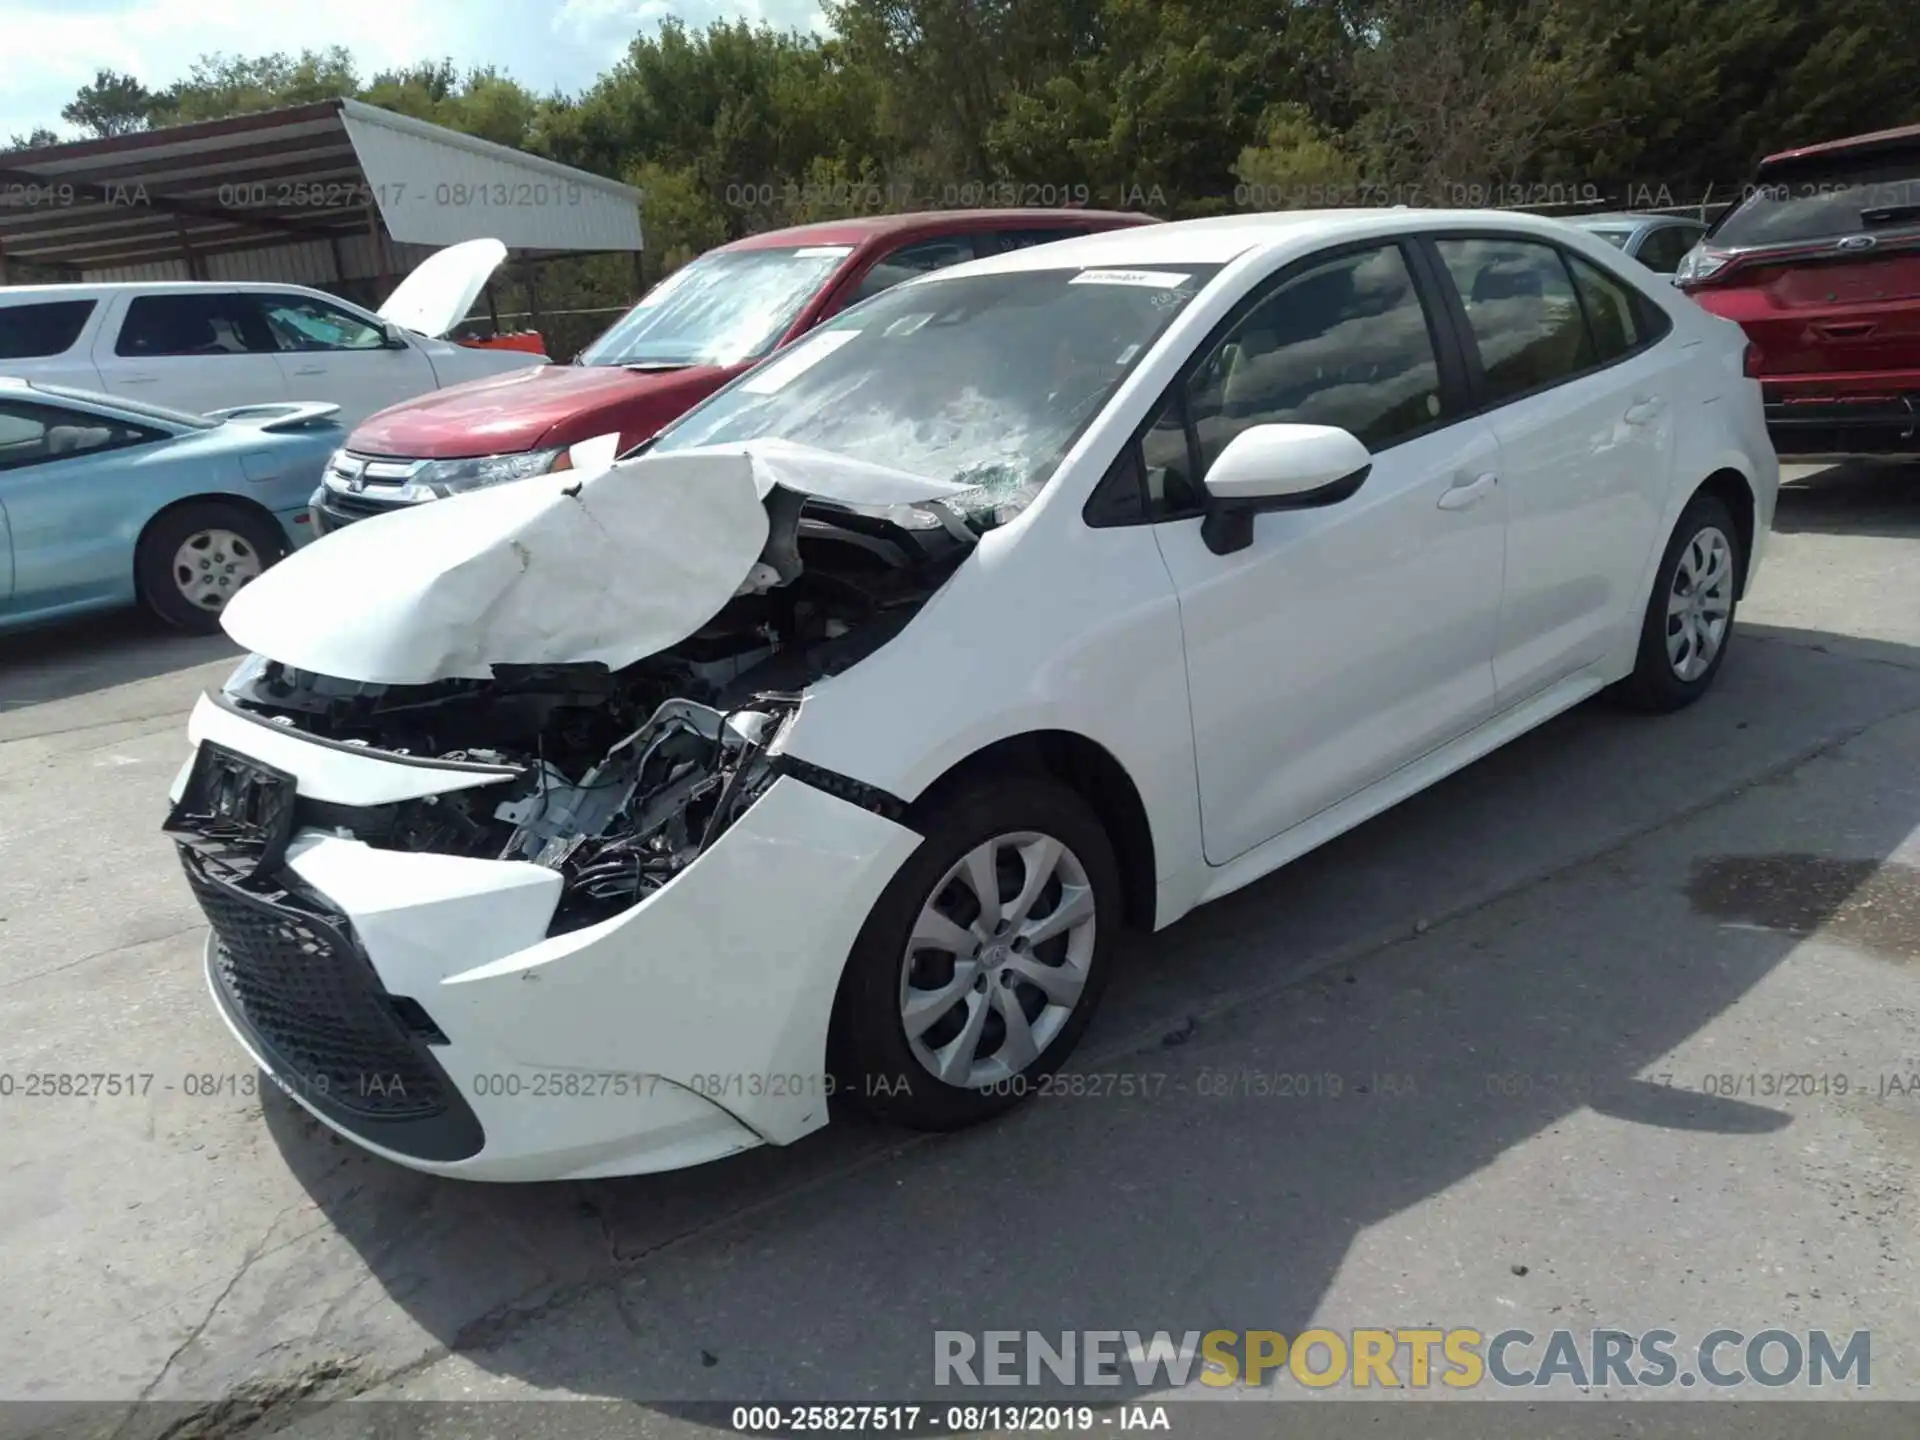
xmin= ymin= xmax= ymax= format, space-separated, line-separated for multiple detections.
xmin=1131 ymin=240 xmax=1507 ymax=864
xmin=254 ymin=290 xmax=437 ymax=429
xmin=1427 ymin=236 xmax=1680 ymax=702
xmin=0 ymin=396 xmax=169 ymax=612
xmin=99 ymin=291 xmax=289 ymax=415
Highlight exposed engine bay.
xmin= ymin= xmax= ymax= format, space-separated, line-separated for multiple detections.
xmin=223 ymin=500 xmax=961 ymax=933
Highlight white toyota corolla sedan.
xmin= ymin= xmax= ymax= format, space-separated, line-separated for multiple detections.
xmin=164 ymin=210 xmax=1777 ymax=1181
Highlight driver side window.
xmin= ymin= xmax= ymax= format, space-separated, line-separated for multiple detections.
xmin=257 ymin=293 xmax=388 ymax=351
xmin=1096 ymin=243 xmax=1447 ymax=524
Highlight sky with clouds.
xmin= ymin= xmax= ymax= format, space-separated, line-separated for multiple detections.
xmin=1 ymin=0 xmax=829 ymax=143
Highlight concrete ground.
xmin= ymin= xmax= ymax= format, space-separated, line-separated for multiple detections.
xmin=2 ymin=463 xmax=1917 ymax=1436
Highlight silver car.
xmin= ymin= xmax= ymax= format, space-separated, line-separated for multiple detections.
xmin=1564 ymin=212 xmax=1710 ymax=276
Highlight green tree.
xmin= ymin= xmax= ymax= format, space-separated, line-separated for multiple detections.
xmin=5 ymin=126 xmax=61 ymax=151
xmin=59 ymin=70 xmax=157 ymax=137
xmin=151 ymin=48 xmax=362 ymax=124
xmin=1234 ymin=103 xmax=1361 ymax=207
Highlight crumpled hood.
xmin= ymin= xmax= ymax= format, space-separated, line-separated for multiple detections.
xmin=219 ymin=440 xmax=973 ymax=685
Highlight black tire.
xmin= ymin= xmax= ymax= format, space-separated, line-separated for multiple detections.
xmin=1612 ymin=492 xmax=1743 ymax=713
xmin=829 ymin=775 xmax=1121 ymax=1131
xmin=135 ymin=502 xmax=288 ymax=634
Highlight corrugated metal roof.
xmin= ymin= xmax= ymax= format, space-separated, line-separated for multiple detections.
xmin=339 ymin=99 xmax=642 ymax=250
xmin=0 ymin=99 xmax=641 ymax=278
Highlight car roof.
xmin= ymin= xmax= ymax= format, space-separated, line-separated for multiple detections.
xmin=1567 ymin=212 xmax=1699 ymax=228
xmin=944 ymin=207 xmax=1635 ymax=274
xmin=0 ymin=373 xmax=210 ymax=427
xmin=1760 ymin=121 xmax=1920 ymax=172
xmin=0 ymin=279 xmax=337 ymax=301
xmin=720 ymin=208 xmax=1157 ymax=252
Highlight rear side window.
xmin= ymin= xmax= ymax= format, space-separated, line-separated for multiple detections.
xmin=116 ymin=294 xmax=276 ymax=357
xmin=0 ymin=398 xmax=159 ymax=471
xmin=1714 ymin=160 xmax=1920 ymax=248
xmin=1566 ymin=255 xmax=1644 ymax=360
xmin=0 ymin=300 xmax=95 ymax=359
xmin=1436 ymin=238 xmax=1595 ymax=403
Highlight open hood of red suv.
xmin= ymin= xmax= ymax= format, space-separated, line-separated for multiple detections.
xmin=349 ymin=362 xmax=735 ymax=459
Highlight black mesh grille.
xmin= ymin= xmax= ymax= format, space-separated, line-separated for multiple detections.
xmin=317 ymin=488 xmax=410 ymax=522
xmin=182 ymin=852 xmax=447 ymax=1121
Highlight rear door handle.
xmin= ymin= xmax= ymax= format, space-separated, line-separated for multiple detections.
xmin=117 ymin=374 xmax=158 ymax=385
xmin=1624 ymin=398 xmax=1664 ymax=425
xmin=290 ymin=364 xmax=326 ymax=376
xmin=1437 ymin=472 xmax=1498 ymax=511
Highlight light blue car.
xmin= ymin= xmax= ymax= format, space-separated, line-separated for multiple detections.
xmin=0 ymin=378 xmax=341 ymax=634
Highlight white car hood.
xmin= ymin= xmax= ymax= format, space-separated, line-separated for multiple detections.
xmin=219 ymin=440 xmax=973 ymax=685
xmin=376 ymin=238 xmax=509 ymax=339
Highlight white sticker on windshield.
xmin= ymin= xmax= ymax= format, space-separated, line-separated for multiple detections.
xmin=793 ymin=245 xmax=856 ymax=258
xmin=741 ymin=329 xmax=861 ymax=393
xmin=1070 ymin=269 xmax=1190 ymax=288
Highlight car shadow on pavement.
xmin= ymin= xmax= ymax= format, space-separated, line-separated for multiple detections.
xmin=1774 ymin=460 xmax=1920 ymax=539
xmin=0 ymin=607 xmax=237 ymax=710
xmin=258 ymin=618 xmax=1920 ymax=1408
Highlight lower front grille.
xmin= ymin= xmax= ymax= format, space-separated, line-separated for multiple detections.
xmin=179 ymin=848 xmax=484 ymax=1161
xmin=315 ymin=488 xmax=410 ymax=522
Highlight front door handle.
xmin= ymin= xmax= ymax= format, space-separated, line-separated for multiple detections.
xmin=1437 ymin=472 xmax=1498 ymax=511
xmin=117 ymin=374 xmax=158 ymax=385
xmin=1624 ymin=398 xmax=1664 ymax=425
xmin=290 ymin=364 xmax=326 ymax=376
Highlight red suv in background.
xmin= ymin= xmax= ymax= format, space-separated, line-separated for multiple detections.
xmin=312 ymin=208 xmax=1155 ymax=529
xmin=1677 ymin=123 xmax=1920 ymax=460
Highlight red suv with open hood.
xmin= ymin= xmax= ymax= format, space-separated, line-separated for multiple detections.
xmin=1677 ymin=123 xmax=1920 ymax=460
xmin=312 ymin=208 xmax=1155 ymax=529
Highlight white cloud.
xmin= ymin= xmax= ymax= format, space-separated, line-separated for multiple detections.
xmin=0 ymin=0 xmax=826 ymax=145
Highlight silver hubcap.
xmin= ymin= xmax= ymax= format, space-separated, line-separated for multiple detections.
xmin=899 ymin=831 xmax=1098 ymax=1089
xmin=1666 ymin=525 xmax=1733 ymax=682
xmin=172 ymin=529 xmax=263 ymax=612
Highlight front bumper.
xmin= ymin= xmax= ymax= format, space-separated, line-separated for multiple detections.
xmin=169 ymin=694 xmax=922 ymax=1181
xmin=307 ymin=484 xmax=420 ymax=534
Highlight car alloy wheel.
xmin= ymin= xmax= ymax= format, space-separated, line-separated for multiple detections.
xmin=172 ymin=528 xmax=265 ymax=614
xmin=898 ymin=830 xmax=1098 ymax=1089
xmin=1665 ymin=524 xmax=1734 ymax=682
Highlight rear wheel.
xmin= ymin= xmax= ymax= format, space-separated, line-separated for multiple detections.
xmin=1613 ymin=492 xmax=1742 ymax=712
xmin=135 ymin=502 xmax=286 ymax=634
xmin=830 ymin=776 xmax=1120 ymax=1131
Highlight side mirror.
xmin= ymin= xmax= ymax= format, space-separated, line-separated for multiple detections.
xmin=381 ymin=321 xmax=411 ymax=349
xmin=1200 ymin=423 xmax=1371 ymax=556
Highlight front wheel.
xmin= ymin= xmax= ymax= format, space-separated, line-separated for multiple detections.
xmin=829 ymin=776 xmax=1121 ymax=1130
xmin=1612 ymin=493 xmax=1743 ymax=712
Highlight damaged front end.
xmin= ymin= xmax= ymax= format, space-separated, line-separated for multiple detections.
xmin=206 ymin=454 xmax=961 ymax=934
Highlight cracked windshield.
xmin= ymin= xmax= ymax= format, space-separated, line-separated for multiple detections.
xmin=652 ymin=265 xmax=1219 ymax=519
xmin=576 ymin=245 xmax=855 ymax=369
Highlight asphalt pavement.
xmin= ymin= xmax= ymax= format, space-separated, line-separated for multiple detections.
xmin=2 ymin=463 xmax=1917 ymax=1437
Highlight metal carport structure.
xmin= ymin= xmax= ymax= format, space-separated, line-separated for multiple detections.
xmin=0 ymin=98 xmax=642 ymax=317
